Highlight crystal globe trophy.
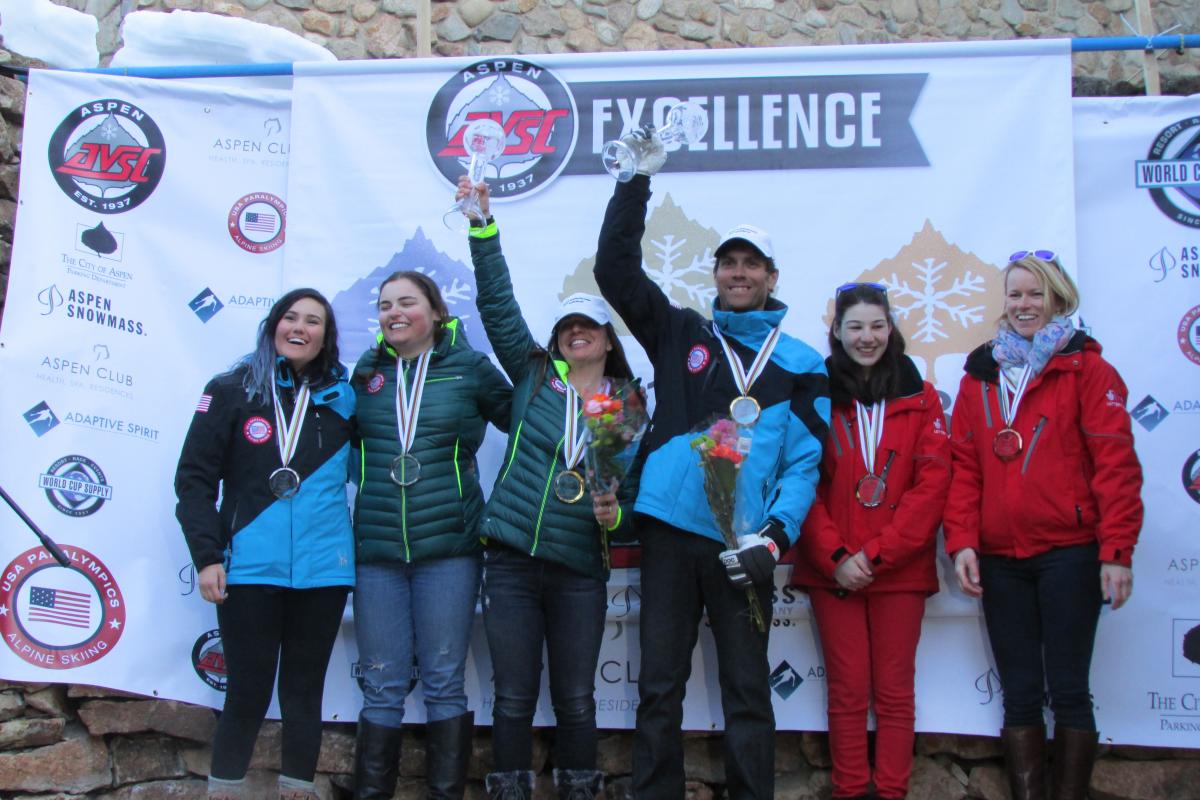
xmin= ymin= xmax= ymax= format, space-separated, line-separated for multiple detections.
xmin=600 ymin=101 xmax=709 ymax=183
xmin=443 ymin=118 xmax=507 ymax=232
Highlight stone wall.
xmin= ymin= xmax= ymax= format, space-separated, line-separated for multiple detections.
xmin=2 ymin=680 xmax=1200 ymax=799
xmin=51 ymin=0 xmax=1200 ymax=94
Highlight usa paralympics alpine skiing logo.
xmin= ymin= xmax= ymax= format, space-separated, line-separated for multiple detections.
xmin=48 ymin=99 xmax=166 ymax=214
xmin=1137 ymin=117 xmax=1200 ymax=229
xmin=0 ymin=545 xmax=126 ymax=669
xmin=426 ymin=59 xmax=577 ymax=201
xmin=228 ymin=192 xmax=286 ymax=254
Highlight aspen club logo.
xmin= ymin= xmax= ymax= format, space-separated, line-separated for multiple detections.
xmin=426 ymin=59 xmax=578 ymax=201
xmin=1137 ymin=116 xmax=1200 ymax=229
xmin=48 ymin=99 xmax=166 ymax=214
xmin=0 ymin=545 xmax=126 ymax=669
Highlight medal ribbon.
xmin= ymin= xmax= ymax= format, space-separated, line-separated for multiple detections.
xmin=854 ymin=400 xmax=886 ymax=475
xmin=997 ymin=365 xmax=1033 ymax=427
xmin=272 ymin=379 xmax=311 ymax=469
xmin=395 ymin=351 xmax=433 ymax=456
xmin=712 ymin=324 xmax=782 ymax=401
xmin=562 ymin=383 xmax=588 ymax=470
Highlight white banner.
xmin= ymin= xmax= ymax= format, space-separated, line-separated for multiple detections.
xmin=1073 ymin=95 xmax=1200 ymax=747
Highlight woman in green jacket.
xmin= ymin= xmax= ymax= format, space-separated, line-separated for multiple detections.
xmin=350 ymin=270 xmax=511 ymax=800
xmin=459 ymin=177 xmax=640 ymax=800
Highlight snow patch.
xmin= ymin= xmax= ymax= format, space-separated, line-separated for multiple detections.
xmin=112 ymin=10 xmax=335 ymax=67
xmin=0 ymin=0 xmax=100 ymax=68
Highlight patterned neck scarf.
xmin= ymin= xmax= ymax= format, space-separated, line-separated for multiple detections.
xmin=992 ymin=316 xmax=1075 ymax=377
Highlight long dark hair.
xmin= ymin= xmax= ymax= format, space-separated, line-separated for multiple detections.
xmin=356 ymin=270 xmax=449 ymax=384
xmin=527 ymin=321 xmax=637 ymax=402
xmin=827 ymin=284 xmax=907 ymax=406
xmin=237 ymin=287 xmax=341 ymax=403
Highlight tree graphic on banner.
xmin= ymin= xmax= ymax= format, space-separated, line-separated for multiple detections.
xmin=825 ymin=221 xmax=1004 ymax=385
xmin=561 ymin=194 xmax=720 ymax=337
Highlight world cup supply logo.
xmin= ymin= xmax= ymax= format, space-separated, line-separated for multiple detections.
xmin=1138 ymin=117 xmax=1200 ymax=229
xmin=228 ymin=192 xmax=286 ymax=254
xmin=1180 ymin=305 xmax=1200 ymax=367
xmin=192 ymin=629 xmax=228 ymax=690
xmin=0 ymin=545 xmax=126 ymax=669
xmin=427 ymin=59 xmax=577 ymax=200
xmin=39 ymin=455 xmax=112 ymax=517
xmin=1183 ymin=448 xmax=1200 ymax=505
xmin=48 ymin=99 xmax=166 ymax=214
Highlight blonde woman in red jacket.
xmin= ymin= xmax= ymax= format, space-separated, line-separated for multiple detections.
xmin=790 ymin=283 xmax=951 ymax=800
xmin=944 ymin=253 xmax=1143 ymax=800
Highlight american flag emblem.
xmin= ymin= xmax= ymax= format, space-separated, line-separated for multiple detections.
xmin=196 ymin=394 xmax=213 ymax=413
xmin=243 ymin=211 xmax=277 ymax=232
xmin=28 ymin=585 xmax=91 ymax=628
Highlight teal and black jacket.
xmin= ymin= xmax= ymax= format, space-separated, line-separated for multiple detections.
xmin=470 ymin=225 xmax=638 ymax=580
xmin=351 ymin=319 xmax=512 ymax=565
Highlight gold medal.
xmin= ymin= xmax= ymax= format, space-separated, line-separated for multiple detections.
xmin=553 ymin=469 xmax=586 ymax=503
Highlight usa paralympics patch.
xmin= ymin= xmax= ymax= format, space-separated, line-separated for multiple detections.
xmin=686 ymin=344 xmax=711 ymax=374
xmin=243 ymin=416 xmax=273 ymax=444
xmin=550 ymin=377 xmax=568 ymax=395
xmin=366 ymin=373 xmax=386 ymax=394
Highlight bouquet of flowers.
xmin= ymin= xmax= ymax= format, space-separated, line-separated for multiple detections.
xmin=691 ymin=417 xmax=765 ymax=632
xmin=582 ymin=379 xmax=649 ymax=495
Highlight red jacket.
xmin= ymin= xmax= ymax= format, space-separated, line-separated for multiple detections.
xmin=943 ymin=333 xmax=1143 ymax=567
xmin=789 ymin=360 xmax=950 ymax=594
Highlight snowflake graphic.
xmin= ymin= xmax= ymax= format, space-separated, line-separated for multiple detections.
xmin=645 ymin=234 xmax=717 ymax=306
xmin=488 ymin=82 xmax=511 ymax=105
xmin=883 ymin=258 xmax=987 ymax=344
xmin=99 ymin=119 xmax=121 ymax=140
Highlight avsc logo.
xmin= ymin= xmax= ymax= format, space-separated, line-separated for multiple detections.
xmin=23 ymin=401 xmax=61 ymax=437
xmin=38 ymin=455 xmax=112 ymax=517
xmin=0 ymin=545 xmax=126 ymax=669
xmin=48 ymin=99 xmax=166 ymax=214
xmin=192 ymin=629 xmax=228 ymax=690
xmin=1183 ymin=448 xmax=1200 ymax=505
xmin=189 ymin=289 xmax=224 ymax=323
xmin=426 ymin=59 xmax=578 ymax=200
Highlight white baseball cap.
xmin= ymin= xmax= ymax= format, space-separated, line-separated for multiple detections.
xmin=715 ymin=224 xmax=774 ymax=261
xmin=553 ymin=293 xmax=612 ymax=327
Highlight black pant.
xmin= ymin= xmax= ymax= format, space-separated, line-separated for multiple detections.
xmin=632 ymin=519 xmax=775 ymax=800
xmin=211 ymin=584 xmax=350 ymax=781
xmin=482 ymin=545 xmax=606 ymax=771
xmin=980 ymin=543 xmax=1102 ymax=730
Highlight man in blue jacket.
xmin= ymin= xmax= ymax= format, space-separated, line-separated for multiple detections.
xmin=593 ymin=163 xmax=830 ymax=799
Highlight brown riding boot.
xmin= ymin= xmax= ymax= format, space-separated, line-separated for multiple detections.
xmin=1001 ymin=725 xmax=1047 ymax=800
xmin=1051 ymin=727 xmax=1099 ymax=800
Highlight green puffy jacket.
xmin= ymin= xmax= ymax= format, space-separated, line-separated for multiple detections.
xmin=470 ymin=226 xmax=638 ymax=581
xmin=352 ymin=318 xmax=512 ymax=564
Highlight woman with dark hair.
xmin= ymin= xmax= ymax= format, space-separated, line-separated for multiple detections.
xmin=789 ymin=282 xmax=950 ymax=800
xmin=350 ymin=269 xmax=511 ymax=800
xmin=457 ymin=177 xmax=640 ymax=800
xmin=945 ymin=253 xmax=1142 ymax=800
xmin=175 ymin=288 xmax=356 ymax=800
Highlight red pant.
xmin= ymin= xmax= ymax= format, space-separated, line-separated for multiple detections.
xmin=809 ymin=589 xmax=926 ymax=800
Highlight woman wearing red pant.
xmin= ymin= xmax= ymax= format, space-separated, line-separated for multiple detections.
xmin=790 ymin=282 xmax=950 ymax=800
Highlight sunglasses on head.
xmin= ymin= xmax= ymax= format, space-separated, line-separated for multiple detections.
xmin=836 ymin=281 xmax=887 ymax=296
xmin=1008 ymin=249 xmax=1059 ymax=265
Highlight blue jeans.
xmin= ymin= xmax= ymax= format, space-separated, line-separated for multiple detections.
xmin=980 ymin=542 xmax=1102 ymax=730
xmin=353 ymin=556 xmax=482 ymax=727
xmin=481 ymin=544 xmax=606 ymax=771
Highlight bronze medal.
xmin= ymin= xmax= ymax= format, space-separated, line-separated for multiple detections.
xmin=993 ymin=427 xmax=1022 ymax=461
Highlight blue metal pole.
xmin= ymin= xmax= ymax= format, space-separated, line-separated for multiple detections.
xmin=1070 ymin=33 xmax=1200 ymax=52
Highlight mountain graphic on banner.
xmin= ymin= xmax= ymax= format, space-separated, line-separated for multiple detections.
xmin=64 ymin=113 xmax=141 ymax=195
xmin=330 ymin=227 xmax=487 ymax=362
xmin=445 ymin=74 xmax=542 ymax=178
xmin=823 ymin=221 xmax=1003 ymax=384
xmin=560 ymin=193 xmax=721 ymax=338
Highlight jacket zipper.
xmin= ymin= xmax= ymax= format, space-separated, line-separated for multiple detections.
xmin=981 ymin=383 xmax=994 ymax=428
xmin=500 ymin=421 xmax=525 ymax=483
xmin=453 ymin=438 xmax=462 ymax=498
xmin=1020 ymin=416 xmax=1048 ymax=475
xmin=530 ymin=438 xmax=565 ymax=555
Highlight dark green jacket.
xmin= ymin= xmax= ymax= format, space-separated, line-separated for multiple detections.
xmin=352 ymin=319 xmax=512 ymax=564
xmin=470 ymin=226 xmax=637 ymax=580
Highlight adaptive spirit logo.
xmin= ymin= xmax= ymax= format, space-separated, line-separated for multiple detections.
xmin=39 ymin=455 xmax=112 ymax=517
xmin=23 ymin=401 xmax=61 ymax=437
xmin=20 ymin=400 xmax=159 ymax=444
xmin=36 ymin=284 xmax=146 ymax=336
xmin=1180 ymin=305 xmax=1200 ymax=367
xmin=0 ymin=545 xmax=126 ymax=669
xmin=48 ymin=99 xmax=166 ymax=214
xmin=769 ymin=660 xmax=804 ymax=700
xmin=1183 ymin=448 xmax=1200 ymax=505
xmin=426 ymin=59 xmax=578 ymax=200
xmin=192 ymin=629 xmax=228 ymax=691
xmin=227 ymin=192 xmax=286 ymax=254
xmin=1138 ymin=117 xmax=1200 ymax=229
xmin=189 ymin=288 xmax=224 ymax=323
xmin=1131 ymin=395 xmax=1170 ymax=432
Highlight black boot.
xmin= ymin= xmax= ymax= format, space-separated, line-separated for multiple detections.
xmin=425 ymin=711 xmax=474 ymax=799
xmin=553 ymin=768 xmax=604 ymax=800
xmin=484 ymin=770 xmax=534 ymax=800
xmin=1001 ymin=725 xmax=1047 ymax=800
xmin=1051 ymin=727 xmax=1099 ymax=800
xmin=354 ymin=718 xmax=403 ymax=800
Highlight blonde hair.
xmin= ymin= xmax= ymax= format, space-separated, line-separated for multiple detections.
xmin=1003 ymin=255 xmax=1079 ymax=318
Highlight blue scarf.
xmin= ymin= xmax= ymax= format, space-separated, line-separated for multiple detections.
xmin=992 ymin=317 xmax=1075 ymax=377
